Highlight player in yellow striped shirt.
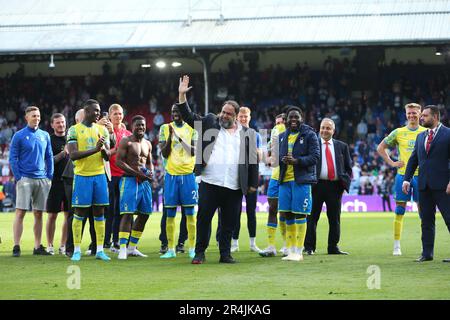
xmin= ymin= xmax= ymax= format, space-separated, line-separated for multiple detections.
xmin=377 ymin=103 xmax=426 ymax=256
xmin=259 ymin=114 xmax=289 ymax=257
xmin=159 ymin=104 xmax=198 ymax=259
xmin=67 ymin=99 xmax=111 ymax=262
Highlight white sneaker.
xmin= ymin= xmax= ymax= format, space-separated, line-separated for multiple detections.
xmin=282 ymin=252 xmax=303 ymax=261
xmin=118 ymin=248 xmax=128 ymax=260
xmin=230 ymin=244 xmax=239 ymax=252
xmin=85 ymin=249 xmax=93 ymax=256
xmin=393 ymin=247 xmax=402 ymax=256
xmin=128 ymin=248 xmax=148 ymax=258
xmin=279 ymin=247 xmax=289 ymax=257
xmin=46 ymin=246 xmax=55 ymax=255
xmin=58 ymin=246 xmax=66 ymax=255
xmin=110 ymin=246 xmax=119 ymax=253
xmin=259 ymin=246 xmax=277 ymax=257
xmin=250 ymin=245 xmax=261 ymax=253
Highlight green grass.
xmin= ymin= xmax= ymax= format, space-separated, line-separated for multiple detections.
xmin=0 ymin=211 xmax=449 ymax=300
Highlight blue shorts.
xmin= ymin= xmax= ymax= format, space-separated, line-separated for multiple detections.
xmin=394 ymin=174 xmax=419 ymax=203
xmin=119 ymin=177 xmax=153 ymax=215
xmin=72 ymin=174 xmax=109 ymax=207
xmin=278 ymin=181 xmax=312 ymax=215
xmin=164 ymin=173 xmax=198 ymax=208
xmin=267 ymin=178 xmax=280 ymax=199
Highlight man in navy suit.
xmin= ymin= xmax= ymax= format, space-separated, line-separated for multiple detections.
xmin=403 ymin=105 xmax=450 ymax=262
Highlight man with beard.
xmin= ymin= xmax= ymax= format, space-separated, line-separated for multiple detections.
xmin=177 ymin=75 xmax=259 ymax=264
xmin=278 ymin=106 xmax=319 ymax=261
xmin=159 ymin=104 xmax=196 ymax=259
xmin=403 ymin=105 xmax=450 ymax=262
xmin=45 ymin=113 xmax=70 ymax=255
xmin=116 ymin=115 xmax=153 ymax=260
xmin=67 ymin=99 xmax=111 ymax=262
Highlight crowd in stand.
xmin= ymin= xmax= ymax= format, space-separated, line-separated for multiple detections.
xmin=0 ymin=55 xmax=449 ymax=208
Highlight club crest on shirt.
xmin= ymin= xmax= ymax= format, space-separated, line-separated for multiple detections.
xmin=300 ymin=138 xmax=304 ymax=144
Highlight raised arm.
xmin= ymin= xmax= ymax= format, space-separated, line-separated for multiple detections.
xmin=177 ymin=75 xmax=203 ymax=128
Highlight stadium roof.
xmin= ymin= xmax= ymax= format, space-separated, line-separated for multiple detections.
xmin=1 ymin=0 xmax=449 ymax=54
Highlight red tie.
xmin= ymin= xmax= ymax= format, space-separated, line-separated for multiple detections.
xmin=325 ymin=141 xmax=335 ymax=180
xmin=426 ymin=129 xmax=434 ymax=154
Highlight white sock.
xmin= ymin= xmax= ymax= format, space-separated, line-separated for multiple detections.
xmin=249 ymin=237 xmax=256 ymax=247
xmin=97 ymin=245 xmax=104 ymax=253
xmin=74 ymin=246 xmax=81 ymax=253
xmin=394 ymin=240 xmax=401 ymax=248
xmin=298 ymin=247 xmax=304 ymax=255
xmin=128 ymin=245 xmax=136 ymax=251
xmin=232 ymin=239 xmax=239 ymax=246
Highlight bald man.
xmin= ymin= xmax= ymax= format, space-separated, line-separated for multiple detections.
xmin=304 ymin=118 xmax=352 ymax=255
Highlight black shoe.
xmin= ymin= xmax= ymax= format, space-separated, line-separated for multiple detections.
xmin=33 ymin=245 xmax=52 ymax=256
xmin=113 ymin=242 xmax=120 ymax=250
xmin=12 ymin=245 xmax=21 ymax=257
xmin=328 ymin=247 xmax=349 ymax=255
xmin=219 ymin=255 xmax=236 ymax=264
xmin=305 ymin=249 xmax=315 ymax=256
xmin=104 ymin=242 xmax=112 ymax=249
xmin=443 ymin=258 xmax=450 ymax=263
xmin=65 ymin=251 xmax=74 ymax=258
xmin=159 ymin=245 xmax=168 ymax=254
xmin=176 ymin=243 xmax=185 ymax=253
xmin=192 ymin=254 xmax=206 ymax=264
xmin=415 ymin=256 xmax=433 ymax=262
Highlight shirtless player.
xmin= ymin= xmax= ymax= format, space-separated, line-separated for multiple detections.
xmin=115 ymin=115 xmax=154 ymax=259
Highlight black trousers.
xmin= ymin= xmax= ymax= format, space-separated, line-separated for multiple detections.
xmin=105 ymin=176 xmax=121 ymax=245
xmin=305 ymin=180 xmax=344 ymax=252
xmin=216 ymin=192 xmax=257 ymax=241
xmin=64 ymin=178 xmax=96 ymax=254
xmin=418 ymin=187 xmax=450 ymax=258
xmin=159 ymin=205 xmax=188 ymax=246
xmin=196 ymin=182 xmax=242 ymax=257
xmin=382 ymin=194 xmax=392 ymax=212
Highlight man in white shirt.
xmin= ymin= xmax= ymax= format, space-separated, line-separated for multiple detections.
xmin=177 ymin=75 xmax=259 ymax=264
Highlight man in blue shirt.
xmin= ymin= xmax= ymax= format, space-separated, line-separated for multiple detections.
xmin=9 ymin=106 xmax=54 ymax=257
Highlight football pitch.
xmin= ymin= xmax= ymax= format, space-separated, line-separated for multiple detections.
xmin=0 ymin=211 xmax=449 ymax=300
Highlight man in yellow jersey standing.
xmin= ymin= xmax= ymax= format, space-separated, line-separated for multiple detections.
xmin=67 ymin=99 xmax=111 ymax=262
xmin=159 ymin=104 xmax=198 ymax=259
xmin=377 ymin=103 xmax=426 ymax=256
xmin=259 ymin=113 xmax=289 ymax=257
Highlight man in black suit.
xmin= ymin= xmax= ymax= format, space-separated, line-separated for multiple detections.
xmin=403 ymin=105 xmax=450 ymax=262
xmin=304 ymin=118 xmax=352 ymax=255
xmin=177 ymin=75 xmax=259 ymax=264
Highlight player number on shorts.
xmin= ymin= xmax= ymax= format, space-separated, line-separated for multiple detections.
xmin=192 ymin=190 xmax=199 ymax=201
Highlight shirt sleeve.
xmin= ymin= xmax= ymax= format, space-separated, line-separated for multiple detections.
xmin=45 ymin=133 xmax=54 ymax=180
xmin=159 ymin=125 xmax=167 ymax=143
xmin=384 ymin=129 xmax=398 ymax=147
xmin=8 ymin=132 xmax=22 ymax=180
xmin=67 ymin=126 xmax=77 ymax=144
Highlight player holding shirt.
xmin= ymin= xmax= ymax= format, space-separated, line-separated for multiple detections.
xmin=377 ymin=103 xmax=426 ymax=256
xmin=116 ymin=115 xmax=153 ymax=260
xmin=159 ymin=104 xmax=198 ymax=259
xmin=67 ymin=99 xmax=111 ymax=262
